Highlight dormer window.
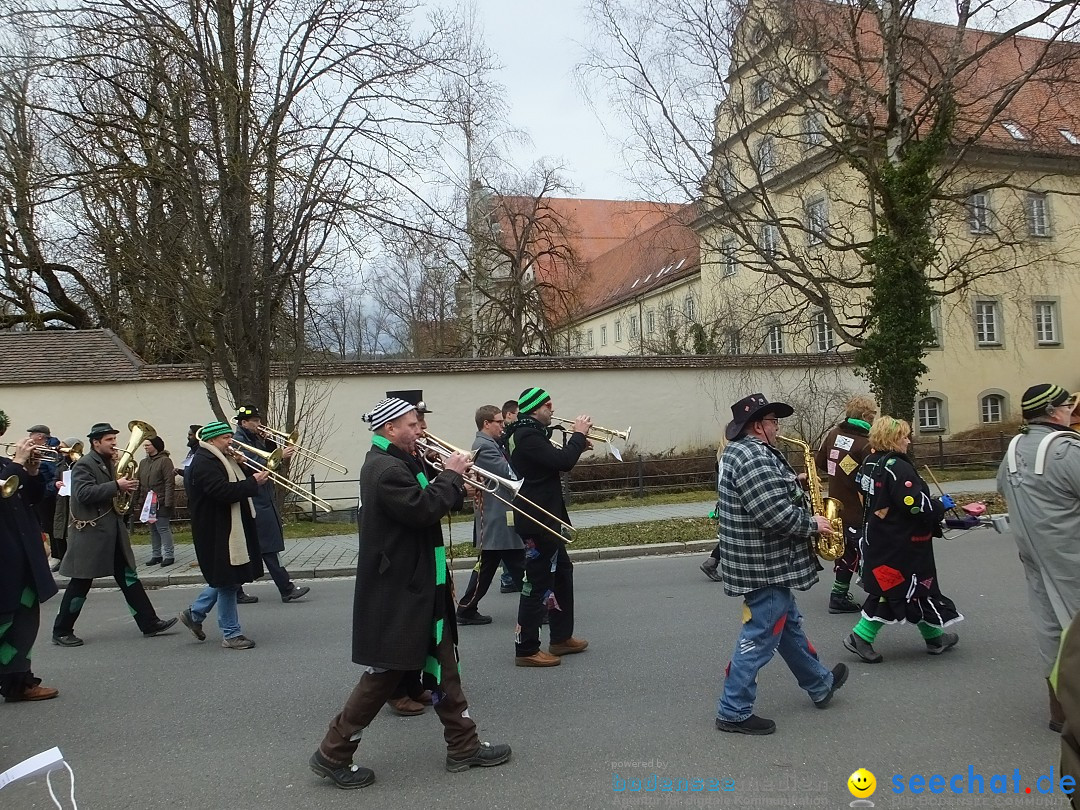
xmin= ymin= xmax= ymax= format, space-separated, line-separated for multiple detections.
xmin=752 ymin=79 xmax=772 ymax=107
xmin=1060 ymin=129 xmax=1080 ymax=145
xmin=1001 ymin=121 xmax=1027 ymax=140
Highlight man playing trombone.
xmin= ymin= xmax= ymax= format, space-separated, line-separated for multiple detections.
xmin=233 ymin=406 xmax=310 ymax=605
xmin=505 ymin=387 xmax=591 ymax=668
xmin=309 ymin=396 xmax=511 ymax=788
xmin=455 ymin=405 xmax=525 ymax=626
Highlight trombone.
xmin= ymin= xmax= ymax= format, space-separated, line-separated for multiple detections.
xmin=418 ymin=432 xmax=576 ymax=543
xmin=228 ymin=444 xmax=333 ymax=513
xmin=549 ymin=417 xmax=632 ymax=461
xmin=257 ymin=425 xmax=348 ymax=475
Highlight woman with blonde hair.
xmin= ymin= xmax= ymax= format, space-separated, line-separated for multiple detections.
xmin=842 ymin=416 xmax=962 ymax=664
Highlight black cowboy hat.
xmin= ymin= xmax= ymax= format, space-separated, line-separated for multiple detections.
xmin=724 ymin=393 xmax=794 ymax=441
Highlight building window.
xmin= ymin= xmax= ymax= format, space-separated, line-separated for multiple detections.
xmin=981 ymin=394 xmax=1005 ymax=424
xmin=646 ymin=309 xmax=655 ymax=335
xmin=722 ymin=237 xmax=738 ymax=277
xmin=757 ymin=136 xmax=777 ymax=177
xmin=663 ymin=304 xmax=674 ymax=329
xmin=600 ymin=325 xmax=607 ymax=346
xmin=1035 ymin=301 xmax=1059 ymax=345
xmin=586 ymin=329 xmax=594 ymax=349
xmin=813 ymin=311 xmax=834 ymax=352
xmin=806 ymin=196 xmax=828 ymax=245
xmin=629 ymin=314 xmax=639 ymax=339
xmin=767 ymin=323 xmax=784 ymax=354
xmin=967 ymin=193 xmax=991 ymax=234
xmin=752 ymin=78 xmax=772 ymax=107
xmin=928 ymin=301 xmax=942 ymax=348
xmin=802 ymin=111 xmax=824 ymax=148
xmin=918 ymin=397 xmax=943 ymax=431
xmin=684 ymin=295 xmax=696 ymax=322
xmin=720 ymin=162 xmax=736 ymax=196
xmin=1027 ymin=193 xmax=1050 ymax=237
xmin=615 ymin=320 xmax=623 ymax=342
xmin=975 ymin=300 xmax=1000 ymax=346
xmin=726 ymin=330 xmax=741 ymax=355
xmin=760 ymin=223 xmax=778 ymax=258
xmin=1001 ymin=121 xmax=1027 ymax=140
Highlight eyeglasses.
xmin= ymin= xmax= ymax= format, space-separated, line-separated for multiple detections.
xmin=761 ymin=417 xmax=781 ymax=424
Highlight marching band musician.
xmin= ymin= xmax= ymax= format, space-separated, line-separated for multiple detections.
xmin=505 ymin=387 xmax=591 ymax=668
xmin=714 ymin=394 xmax=847 ymax=736
xmin=814 ymin=395 xmax=877 ymax=614
xmin=0 ymin=412 xmax=59 ymax=703
xmin=309 ymin=397 xmax=511 ymax=789
xmin=179 ymin=421 xmax=269 ymax=650
xmin=52 ymin=422 xmax=176 ymax=647
xmin=455 ymin=405 xmax=525 ymax=626
xmin=233 ymin=406 xmax=310 ymax=605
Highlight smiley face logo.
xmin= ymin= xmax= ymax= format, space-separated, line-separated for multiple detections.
xmin=848 ymin=768 xmax=876 ymax=798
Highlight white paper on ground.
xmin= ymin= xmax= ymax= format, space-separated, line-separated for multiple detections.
xmin=0 ymin=747 xmax=65 ymax=790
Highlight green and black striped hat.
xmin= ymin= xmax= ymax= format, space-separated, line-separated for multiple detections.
xmin=518 ymin=387 xmax=551 ymax=414
xmin=1021 ymin=383 xmax=1070 ymax=419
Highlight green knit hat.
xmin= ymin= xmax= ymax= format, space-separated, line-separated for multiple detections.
xmin=199 ymin=421 xmax=233 ymax=441
xmin=518 ymin=387 xmax=551 ymax=414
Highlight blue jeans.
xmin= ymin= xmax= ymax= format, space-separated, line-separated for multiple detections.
xmin=718 ymin=586 xmax=833 ymax=722
xmin=190 ymin=585 xmax=242 ymax=639
xmin=150 ymin=508 xmax=175 ymax=559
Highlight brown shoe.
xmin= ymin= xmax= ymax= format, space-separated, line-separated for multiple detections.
xmin=388 ymin=696 xmax=425 ymax=716
xmin=21 ymin=684 xmax=59 ymax=701
xmin=549 ymin=637 xmax=589 ymax=656
xmin=514 ymin=650 xmax=561 ymax=667
xmin=416 ymin=689 xmax=433 ymax=706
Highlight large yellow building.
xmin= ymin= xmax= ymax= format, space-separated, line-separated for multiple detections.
xmin=567 ymin=0 xmax=1080 ymax=436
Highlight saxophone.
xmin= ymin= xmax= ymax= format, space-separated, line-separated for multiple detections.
xmin=776 ymin=435 xmax=845 ymax=561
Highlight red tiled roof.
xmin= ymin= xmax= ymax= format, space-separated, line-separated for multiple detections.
xmin=570 ymin=206 xmax=699 ymax=318
xmin=0 ymin=328 xmax=147 ymax=384
xmin=788 ymin=0 xmax=1080 ymax=155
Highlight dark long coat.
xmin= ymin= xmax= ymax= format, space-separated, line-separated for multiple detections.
xmin=506 ymin=420 xmax=586 ymax=539
xmin=59 ymin=449 xmax=137 ymax=579
xmin=234 ymin=426 xmax=284 ymax=553
xmin=352 ymin=442 xmax=465 ymax=670
xmin=185 ymin=447 xmax=264 ymax=588
xmin=0 ymin=459 xmax=57 ymax=613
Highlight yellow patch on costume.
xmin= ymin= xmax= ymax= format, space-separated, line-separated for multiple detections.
xmin=742 ymin=603 xmax=752 ymax=624
xmin=903 ymin=495 xmax=915 ymax=506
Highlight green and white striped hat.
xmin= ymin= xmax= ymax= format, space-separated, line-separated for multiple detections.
xmin=517 ymin=387 xmax=551 ymax=414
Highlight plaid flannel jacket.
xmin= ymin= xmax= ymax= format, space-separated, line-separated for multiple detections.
xmin=717 ymin=435 xmax=820 ymax=596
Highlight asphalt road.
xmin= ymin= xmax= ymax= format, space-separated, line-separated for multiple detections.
xmin=3 ymin=527 xmax=1067 ymax=810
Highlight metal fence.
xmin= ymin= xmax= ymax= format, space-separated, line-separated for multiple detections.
xmin=158 ymin=434 xmax=1009 ymax=526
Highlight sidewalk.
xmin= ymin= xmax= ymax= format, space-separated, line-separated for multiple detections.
xmin=56 ymin=477 xmax=998 ymax=589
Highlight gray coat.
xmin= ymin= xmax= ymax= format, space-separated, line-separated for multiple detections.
xmin=58 ymin=449 xmax=137 ymax=579
xmin=470 ymin=431 xmax=523 ymax=552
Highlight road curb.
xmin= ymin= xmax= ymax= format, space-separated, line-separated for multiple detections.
xmin=55 ymin=538 xmax=721 ymax=590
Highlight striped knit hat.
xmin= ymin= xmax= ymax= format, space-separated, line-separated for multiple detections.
xmin=199 ymin=421 xmax=233 ymax=441
xmin=361 ymin=397 xmax=415 ymax=431
xmin=518 ymin=387 xmax=551 ymax=414
xmin=1021 ymin=383 xmax=1070 ymax=419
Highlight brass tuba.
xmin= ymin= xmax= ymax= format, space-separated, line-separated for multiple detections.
xmin=113 ymin=420 xmax=157 ymax=515
xmin=776 ymin=434 xmax=845 ymax=561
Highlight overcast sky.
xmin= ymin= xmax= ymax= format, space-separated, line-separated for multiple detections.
xmin=467 ymin=0 xmax=636 ymax=200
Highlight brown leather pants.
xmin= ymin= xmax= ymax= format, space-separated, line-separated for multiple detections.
xmin=319 ymin=632 xmax=480 ymax=764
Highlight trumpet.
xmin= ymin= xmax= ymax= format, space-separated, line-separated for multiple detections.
xmin=3 ymin=441 xmax=84 ymax=463
xmin=550 ymin=417 xmax=631 ymax=461
xmin=418 ymin=432 xmax=576 ymax=543
xmin=257 ymin=425 xmax=348 ymax=474
xmin=550 ymin=416 xmax=631 ymax=444
xmin=228 ymin=443 xmax=333 ymax=513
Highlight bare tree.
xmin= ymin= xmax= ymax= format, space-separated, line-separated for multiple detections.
xmin=466 ymin=162 xmax=587 ymax=356
xmin=1 ymin=0 xmax=478 ymax=416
